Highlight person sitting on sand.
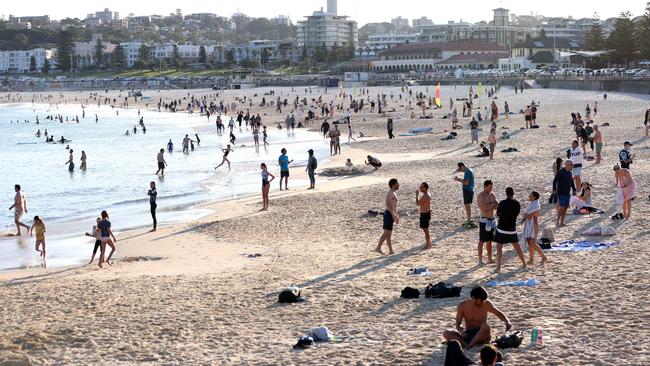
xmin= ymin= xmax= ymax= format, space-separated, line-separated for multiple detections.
xmin=480 ymin=345 xmax=505 ymax=366
xmin=416 ymin=182 xmax=432 ymax=249
xmin=443 ymin=286 xmax=512 ymax=349
xmin=476 ymin=143 xmax=490 ymax=157
xmin=366 ymin=155 xmax=382 ymax=170
xmin=29 ymin=216 xmax=47 ymax=260
xmin=345 ymin=159 xmax=353 ymax=172
xmin=375 ymin=178 xmax=399 ymax=255
xmin=570 ymin=182 xmax=593 ymax=210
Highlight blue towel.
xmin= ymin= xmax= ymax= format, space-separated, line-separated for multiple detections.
xmin=485 ymin=278 xmax=538 ymax=287
xmin=549 ymin=240 xmax=621 ymax=252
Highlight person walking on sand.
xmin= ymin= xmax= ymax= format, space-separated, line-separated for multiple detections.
xmin=593 ymin=125 xmax=603 ymax=164
xmin=29 ymin=216 xmax=47 ymax=259
xmin=443 ymin=286 xmax=512 ymax=349
xmin=477 ymin=180 xmax=498 ymax=265
xmin=97 ymin=210 xmax=117 ymax=268
xmin=454 ymin=163 xmax=476 ymax=228
xmin=494 ymin=187 xmax=526 ymax=272
xmin=215 ymin=145 xmax=234 ymax=171
xmin=278 ymin=148 xmax=294 ymax=191
xmin=260 ymin=163 xmax=275 ymax=211
xmin=488 ymin=128 xmax=497 ymax=160
xmin=553 ymin=160 xmax=576 ymax=227
xmin=503 ymin=101 xmax=509 ymax=119
xmin=9 ymin=184 xmax=29 ymax=236
xmin=522 ymin=191 xmax=547 ymax=265
xmin=306 ymin=149 xmax=317 ymax=190
xmin=416 ymin=182 xmax=432 ymax=249
xmin=85 ymin=218 xmax=102 ymax=264
xmin=375 ymin=178 xmax=399 ymax=255
xmin=347 ymin=120 xmax=356 ymax=143
xmin=387 ymin=118 xmax=394 ymax=139
xmin=155 ymin=149 xmax=167 ymax=176
xmin=148 ymin=182 xmax=158 ymax=232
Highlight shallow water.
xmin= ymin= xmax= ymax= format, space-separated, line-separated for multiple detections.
xmin=0 ymin=101 xmax=330 ymax=270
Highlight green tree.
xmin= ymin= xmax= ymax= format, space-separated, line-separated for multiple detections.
xmin=301 ymin=44 xmax=309 ymax=63
xmin=608 ymin=11 xmax=636 ymax=66
xmin=112 ymin=43 xmax=127 ymax=70
xmin=94 ymin=38 xmax=103 ymax=69
xmin=172 ymin=44 xmax=183 ymax=69
xmin=314 ymin=43 xmax=327 ymax=63
xmin=260 ymin=48 xmax=270 ymax=66
xmin=55 ymin=30 xmax=75 ymax=72
xmin=636 ymin=3 xmax=650 ymax=60
xmin=42 ymin=58 xmax=50 ymax=74
xmin=225 ymin=49 xmax=235 ymax=65
xmin=198 ymin=46 xmax=207 ymax=63
xmin=327 ymin=44 xmax=340 ymax=64
xmin=135 ymin=44 xmax=151 ymax=69
xmin=585 ymin=15 xmax=607 ymax=50
xmin=29 ymin=55 xmax=37 ymax=72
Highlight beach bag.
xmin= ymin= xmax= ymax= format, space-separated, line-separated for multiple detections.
xmin=278 ymin=286 xmax=301 ymax=303
xmin=293 ymin=336 xmax=315 ymax=349
xmin=425 ymin=282 xmax=462 ymax=298
xmin=401 ymin=287 xmax=420 ymax=299
xmin=495 ymin=332 xmax=524 ymax=349
xmin=541 ymin=227 xmax=555 ymax=243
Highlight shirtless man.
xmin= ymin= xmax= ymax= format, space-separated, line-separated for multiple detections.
xmin=416 ymin=182 xmax=432 ymax=249
xmin=182 ymin=134 xmax=194 ymax=154
xmin=443 ymin=286 xmax=512 ymax=349
xmin=476 ymin=180 xmax=498 ymax=264
xmin=375 ymin=178 xmax=399 ymax=255
xmin=9 ymin=184 xmax=30 ymax=236
xmin=155 ymin=148 xmax=167 ymax=176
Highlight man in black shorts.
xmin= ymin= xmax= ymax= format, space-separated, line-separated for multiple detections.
xmin=416 ymin=182 xmax=432 ymax=249
xmin=375 ymin=178 xmax=399 ymax=255
xmin=476 ymin=180 xmax=498 ymax=264
xmin=155 ymin=148 xmax=167 ymax=176
xmin=494 ymin=187 xmax=527 ymax=272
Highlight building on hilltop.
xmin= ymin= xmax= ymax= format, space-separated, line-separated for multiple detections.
xmin=0 ymin=48 xmax=53 ymax=73
xmin=297 ymin=0 xmax=358 ymax=50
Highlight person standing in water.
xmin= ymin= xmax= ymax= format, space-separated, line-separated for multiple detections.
xmin=215 ymin=145 xmax=234 ymax=170
xmin=278 ymin=148 xmax=294 ymax=190
xmin=260 ymin=163 xmax=275 ymax=211
xmin=416 ymin=182 xmax=432 ymax=250
xmin=65 ymin=149 xmax=75 ymax=172
xmin=263 ymin=126 xmax=269 ymax=147
xmin=80 ymin=151 xmax=87 ymax=171
xmin=375 ymin=178 xmax=399 ymax=255
xmin=167 ymin=139 xmax=174 ymax=153
xmin=29 ymin=216 xmax=47 ymax=260
xmin=98 ymin=210 xmax=117 ymax=268
xmin=9 ymin=184 xmax=30 ymax=236
xmin=155 ymin=149 xmax=167 ymax=176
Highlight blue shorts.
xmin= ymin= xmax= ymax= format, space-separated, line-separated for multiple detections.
xmin=558 ymin=195 xmax=570 ymax=208
xmin=572 ymin=166 xmax=582 ymax=177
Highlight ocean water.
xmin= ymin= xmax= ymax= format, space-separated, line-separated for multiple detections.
xmin=0 ymin=102 xmax=329 ymax=270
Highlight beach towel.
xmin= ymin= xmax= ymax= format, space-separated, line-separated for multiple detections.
xmin=582 ymin=225 xmax=617 ymax=236
xmin=425 ymin=282 xmax=462 ymax=298
xmin=548 ymin=240 xmax=621 ymax=252
xmin=485 ymin=278 xmax=538 ymax=287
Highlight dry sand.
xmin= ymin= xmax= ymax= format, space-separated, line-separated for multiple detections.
xmin=1 ymin=86 xmax=649 ymax=365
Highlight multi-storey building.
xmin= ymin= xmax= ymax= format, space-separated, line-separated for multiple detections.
xmin=297 ymin=0 xmax=358 ymax=49
xmin=0 ymin=48 xmax=53 ymax=73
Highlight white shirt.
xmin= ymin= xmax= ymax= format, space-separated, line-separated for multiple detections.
xmin=568 ymin=147 xmax=583 ymax=166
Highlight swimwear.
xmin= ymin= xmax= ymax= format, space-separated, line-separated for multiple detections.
xmin=463 ymin=328 xmax=480 ymax=344
xmin=419 ymin=212 xmax=431 ymax=229
xmin=382 ymin=210 xmax=394 ymax=231
xmin=479 ymin=218 xmax=495 ymax=242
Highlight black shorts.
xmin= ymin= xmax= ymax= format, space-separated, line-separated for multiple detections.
xmin=494 ymin=231 xmax=519 ymax=244
xmin=158 ymin=162 xmax=165 ymax=169
xmin=463 ymin=328 xmax=480 ymax=344
xmin=463 ymin=190 xmax=474 ymax=205
xmin=479 ymin=221 xmax=494 ymax=242
xmin=280 ymin=170 xmax=289 ymax=178
xmin=382 ymin=210 xmax=394 ymax=231
xmin=525 ymin=115 xmax=532 ymax=121
xmin=419 ymin=212 xmax=431 ymax=229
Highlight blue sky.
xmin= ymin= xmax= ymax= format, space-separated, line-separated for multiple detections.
xmin=2 ymin=0 xmax=646 ymax=26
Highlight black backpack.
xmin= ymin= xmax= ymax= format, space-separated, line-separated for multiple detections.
xmin=278 ymin=287 xmax=301 ymax=303
xmin=401 ymin=287 xmax=420 ymax=299
xmin=425 ymin=282 xmax=462 ymax=298
xmin=495 ymin=332 xmax=524 ymax=349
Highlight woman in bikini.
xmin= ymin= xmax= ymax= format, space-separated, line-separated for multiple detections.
xmin=260 ymin=163 xmax=275 ymax=211
xmin=215 ymin=145 xmax=233 ymax=171
xmin=29 ymin=216 xmax=47 ymax=260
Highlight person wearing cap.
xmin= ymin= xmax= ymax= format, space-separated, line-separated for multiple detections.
xmin=553 ymin=160 xmax=576 ymax=227
xmin=619 ymin=142 xmax=634 ymax=169
xmin=454 ymin=162 xmax=476 ymax=228
xmin=306 ymin=149 xmax=317 ymax=190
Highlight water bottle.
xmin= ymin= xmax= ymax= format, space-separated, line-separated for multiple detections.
xmin=530 ymin=327 xmax=538 ymax=344
xmin=536 ymin=328 xmax=543 ymax=348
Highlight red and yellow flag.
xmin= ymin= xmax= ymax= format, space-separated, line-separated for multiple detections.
xmin=435 ymin=83 xmax=441 ymax=108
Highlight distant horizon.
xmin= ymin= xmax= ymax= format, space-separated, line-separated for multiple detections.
xmin=1 ymin=0 xmax=647 ymax=28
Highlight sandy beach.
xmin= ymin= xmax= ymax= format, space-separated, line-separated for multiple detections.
xmin=1 ymin=85 xmax=649 ymax=365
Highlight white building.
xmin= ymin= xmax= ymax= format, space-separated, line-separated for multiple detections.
xmin=74 ymin=36 xmax=116 ymax=69
xmin=0 ymin=48 xmax=52 ymax=73
xmin=412 ymin=17 xmax=433 ymax=30
xmin=391 ymin=17 xmax=409 ymax=32
xmin=297 ymin=9 xmax=358 ymax=49
xmin=121 ymin=42 xmax=144 ymax=68
xmin=358 ymin=33 xmax=419 ymax=56
xmin=150 ymin=44 xmax=216 ymax=65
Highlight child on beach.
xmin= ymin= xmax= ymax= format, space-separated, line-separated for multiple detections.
xmin=416 ymin=182 xmax=432 ymax=249
xmin=98 ymin=210 xmax=117 ymax=268
xmin=85 ymin=218 xmax=102 ymax=264
xmin=29 ymin=216 xmax=47 ymax=259
xmin=215 ymin=145 xmax=233 ymax=171
xmin=260 ymin=163 xmax=275 ymax=211
xmin=345 ymin=159 xmax=353 ymax=172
